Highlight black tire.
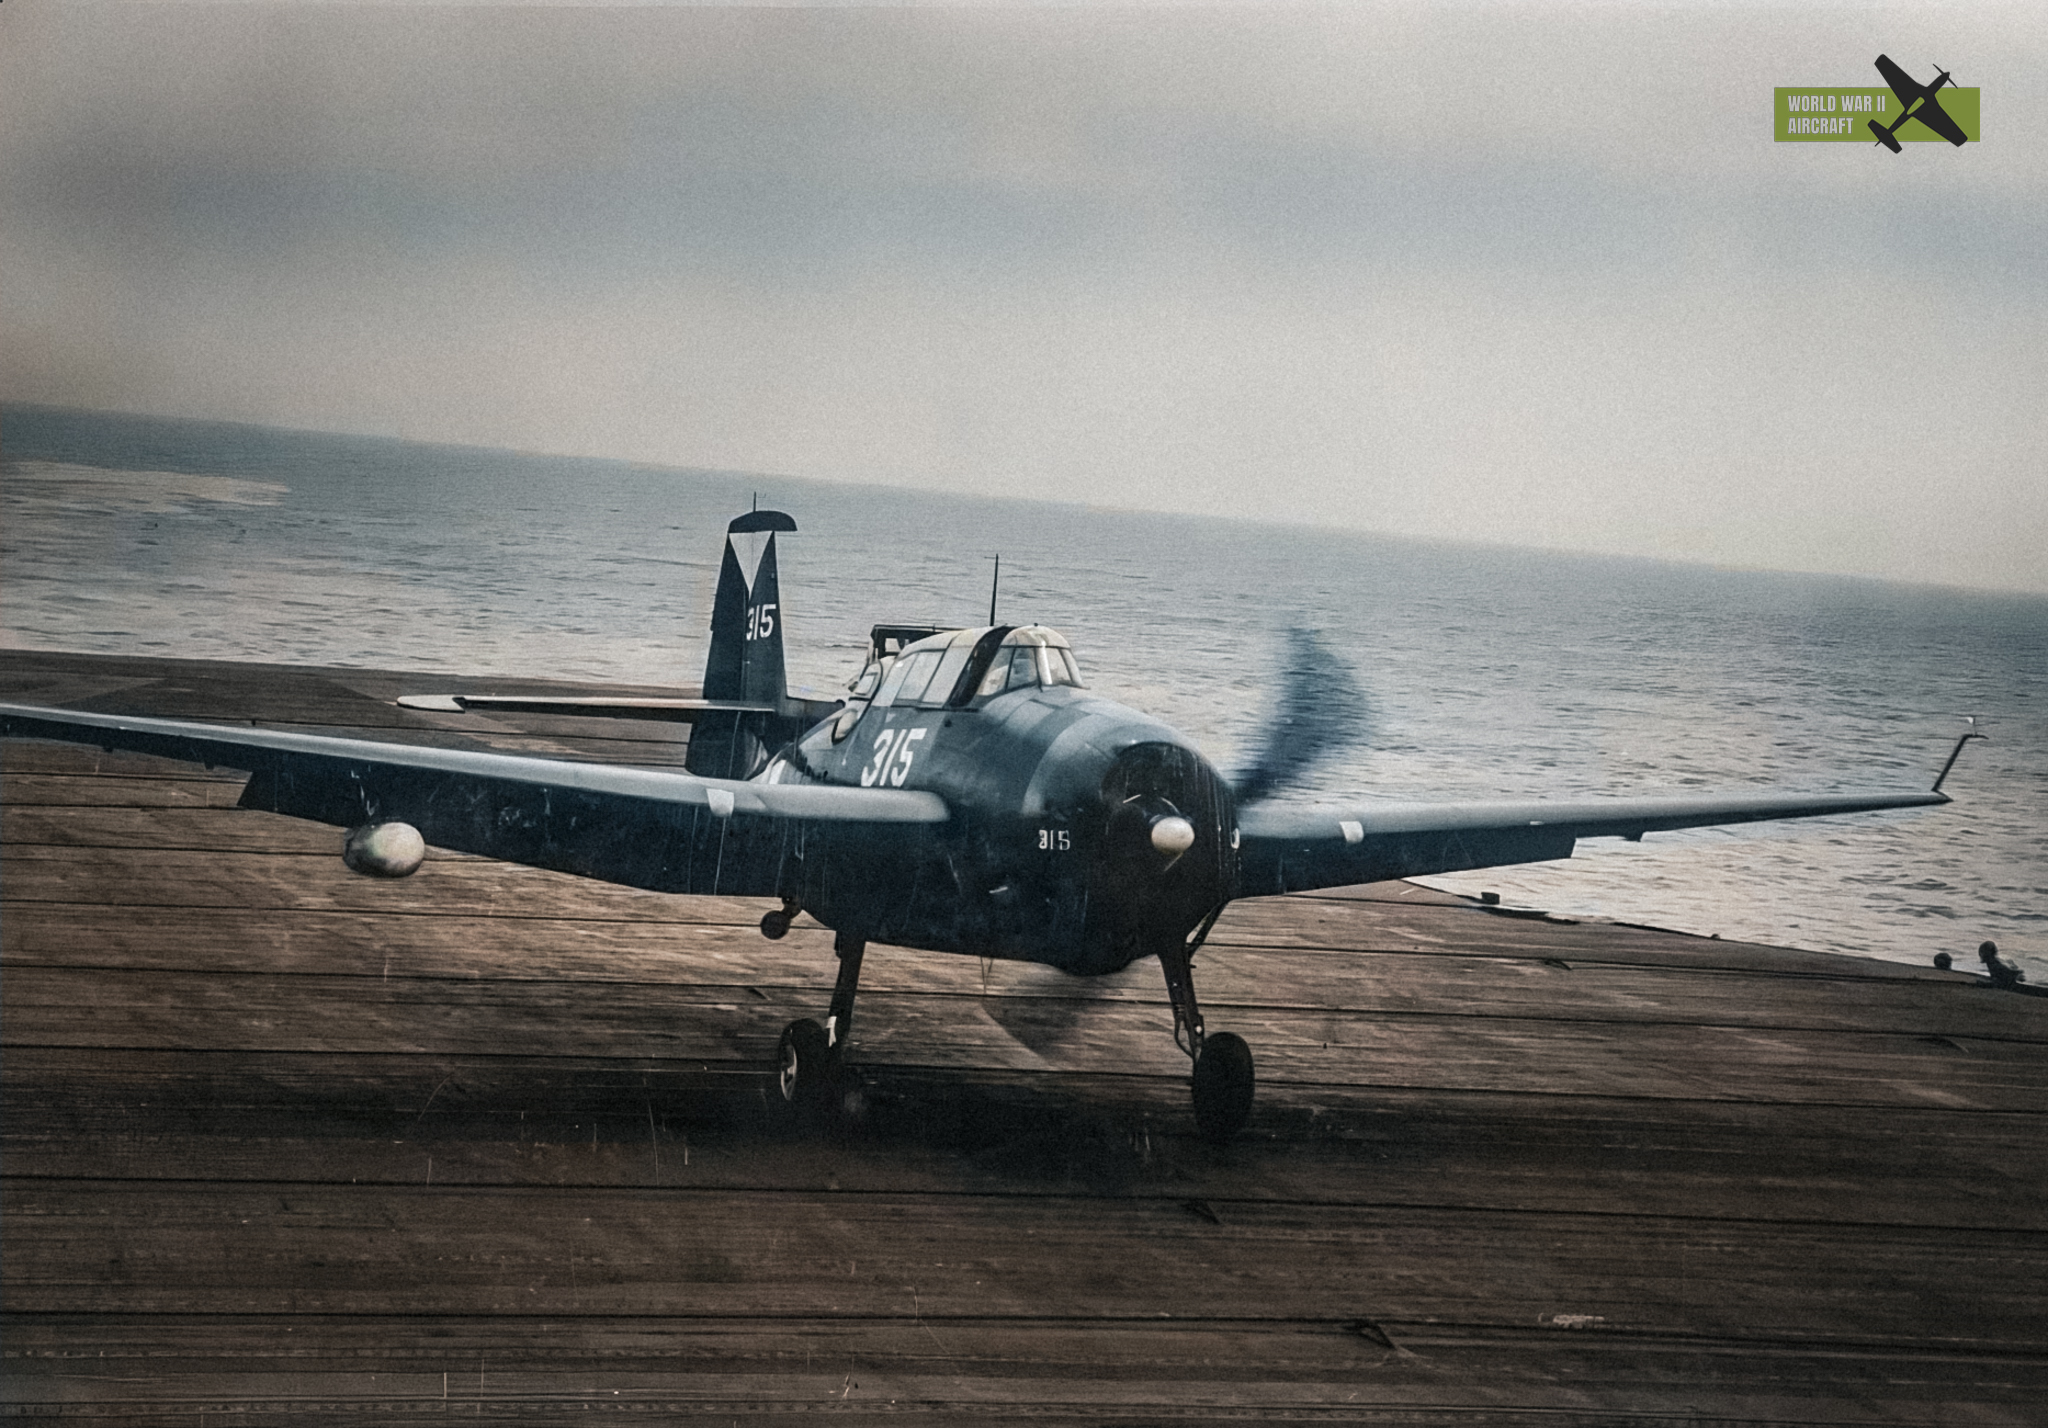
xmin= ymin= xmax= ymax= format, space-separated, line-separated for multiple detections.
xmin=1191 ymin=1031 xmax=1255 ymax=1142
xmin=776 ymin=1018 xmax=831 ymax=1106
xmin=760 ymin=911 xmax=791 ymax=941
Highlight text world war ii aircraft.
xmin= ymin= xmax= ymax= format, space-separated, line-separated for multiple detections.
xmin=1869 ymin=54 xmax=1969 ymax=151
xmin=0 ymin=511 xmax=1976 ymax=1139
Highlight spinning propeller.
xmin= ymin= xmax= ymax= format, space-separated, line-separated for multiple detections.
xmin=1230 ymin=627 xmax=1367 ymax=807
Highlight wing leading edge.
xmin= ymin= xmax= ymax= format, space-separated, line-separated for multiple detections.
xmin=0 ymin=702 xmax=945 ymax=898
xmin=1237 ymin=786 xmax=1951 ymax=896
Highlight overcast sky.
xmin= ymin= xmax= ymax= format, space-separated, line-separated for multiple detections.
xmin=3 ymin=1 xmax=2043 ymax=592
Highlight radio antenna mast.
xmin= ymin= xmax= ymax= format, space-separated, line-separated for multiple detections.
xmin=988 ymin=555 xmax=1001 ymax=625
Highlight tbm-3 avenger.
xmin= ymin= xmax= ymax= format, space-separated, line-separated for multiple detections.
xmin=0 ymin=510 xmax=1976 ymax=1139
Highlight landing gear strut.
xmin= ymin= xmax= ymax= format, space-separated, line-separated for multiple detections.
xmin=1159 ymin=908 xmax=1253 ymax=1141
xmin=776 ymin=930 xmax=865 ymax=1117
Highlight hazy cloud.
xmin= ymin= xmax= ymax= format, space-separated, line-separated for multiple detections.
xmin=3 ymin=2 xmax=2044 ymax=590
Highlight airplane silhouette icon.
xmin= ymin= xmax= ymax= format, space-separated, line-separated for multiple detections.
xmin=1868 ymin=54 xmax=1969 ymax=151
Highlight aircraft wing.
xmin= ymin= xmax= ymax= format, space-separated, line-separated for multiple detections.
xmin=0 ymin=702 xmax=944 ymax=898
xmin=1236 ymin=787 xmax=1950 ymax=897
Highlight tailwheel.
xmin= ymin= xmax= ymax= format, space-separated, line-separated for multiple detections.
xmin=760 ymin=898 xmax=800 ymax=941
xmin=776 ymin=1018 xmax=831 ymax=1106
xmin=1191 ymin=1032 xmax=1255 ymax=1142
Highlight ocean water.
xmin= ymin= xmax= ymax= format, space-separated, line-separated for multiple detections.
xmin=5 ymin=402 xmax=2044 ymax=977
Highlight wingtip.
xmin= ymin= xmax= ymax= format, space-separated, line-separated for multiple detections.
xmin=1932 ymin=728 xmax=1985 ymax=794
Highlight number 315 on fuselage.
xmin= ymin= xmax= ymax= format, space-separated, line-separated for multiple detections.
xmin=764 ymin=622 xmax=1234 ymax=979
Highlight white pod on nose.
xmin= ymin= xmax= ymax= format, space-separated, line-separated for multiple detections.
xmin=343 ymin=822 xmax=427 ymax=877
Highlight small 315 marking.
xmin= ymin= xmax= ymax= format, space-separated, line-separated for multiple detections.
xmin=1038 ymin=828 xmax=1071 ymax=851
xmin=745 ymin=602 xmax=777 ymax=640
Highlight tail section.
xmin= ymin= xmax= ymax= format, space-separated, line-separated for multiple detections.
xmin=704 ymin=509 xmax=794 ymax=705
xmin=688 ymin=509 xmax=802 ymax=779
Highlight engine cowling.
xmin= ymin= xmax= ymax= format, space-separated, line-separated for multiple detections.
xmin=342 ymin=822 xmax=426 ymax=877
xmin=1080 ymin=741 xmax=1236 ymax=972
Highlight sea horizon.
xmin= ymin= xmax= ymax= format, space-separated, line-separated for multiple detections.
xmin=6 ymin=400 xmax=2043 ymax=981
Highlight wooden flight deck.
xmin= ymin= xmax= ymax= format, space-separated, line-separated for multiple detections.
xmin=3 ymin=649 xmax=2045 ymax=1422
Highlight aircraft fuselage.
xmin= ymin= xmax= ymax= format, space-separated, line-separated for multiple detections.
xmin=771 ymin=677 xmax=1237 ymax=976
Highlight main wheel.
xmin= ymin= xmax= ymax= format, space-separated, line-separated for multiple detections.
xmin=1191 ymin=1032 xmax=1255 ymax=1142
xmin=776 ymin=1018 xmax=831 ymax=1105
xmin=760 ymin=910 xmax=792 ymax=940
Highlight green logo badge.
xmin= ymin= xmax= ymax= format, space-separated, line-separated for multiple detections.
xmin=1776 ymin=55 xmax=1978 ymax=147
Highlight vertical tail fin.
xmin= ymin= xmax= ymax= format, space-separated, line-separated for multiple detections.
xmin=689 ymin=510 xmax=800 ymax=779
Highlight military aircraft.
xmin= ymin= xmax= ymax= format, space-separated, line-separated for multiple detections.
xmin=1868 ymin=54 xmax=1969 ymax=151
xmin=0 ymin=510 xmax=1976 ymax=1139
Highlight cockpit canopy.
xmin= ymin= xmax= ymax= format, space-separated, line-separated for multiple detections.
xmin=972 ymin=627 xmax=1084 ymax=699
xmin=869 ymin=625 xmax=1084 ymax=711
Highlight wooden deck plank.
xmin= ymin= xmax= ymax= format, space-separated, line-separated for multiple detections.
xmin=7 ymin=1040 xmax=2040 ymax=1217
xmin=0 ymin=770 xmax=254 ymax=809
xmin=11 ymin=1179 xmax=2045 ymax=1342
xmin=7 ymin=895 xmax=2034 ymax=1052
xmin=6 ymin=962 xmax=2041 ymax=1111
xmin=5 ymin=1317 xmax=2037 ymax=1426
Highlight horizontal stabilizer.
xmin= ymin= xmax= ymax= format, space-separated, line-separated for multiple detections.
xmin=401 ymin=693 xmax=770 ymax=720
xmin=1868 ymin=118 xmax=1903 ymax=153
xmin=398 ymin=692 xmax=845 ymax=724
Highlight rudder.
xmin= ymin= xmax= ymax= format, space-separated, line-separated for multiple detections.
xmin=689 ymin=509 xmax=800 ymax=779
